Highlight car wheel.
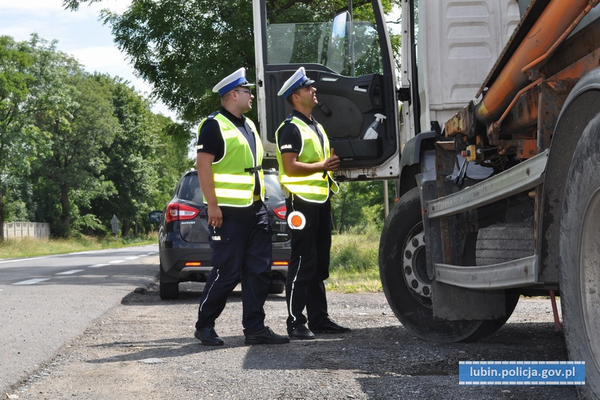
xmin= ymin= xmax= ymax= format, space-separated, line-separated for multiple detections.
xmin=269 ymin=279 xmax=285 ymax=294
xmin=159 ymin=265 xmax=180 ymax=300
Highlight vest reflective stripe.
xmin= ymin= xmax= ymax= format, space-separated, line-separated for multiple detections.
xmin=198 ymin=113 xmax=264 ymax=207
xmin=284 ymin=183 xmax=329 ymax=196
xmin=215 ymin=188 xmax=254 ymax=200
xmin=213 ymin=173 xmax=254 ymax=185
xmin=213 ymin=174 xmax=254 ymax=200
xmin=282 ymin=174 xmax=329 ymax=196
xmin=276 ymin=116 xmax=339 ymax=203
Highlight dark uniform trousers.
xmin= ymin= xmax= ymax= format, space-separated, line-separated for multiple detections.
xmin=285 ymin=194 xmax=332 ymax=330
xmin=195 ymin=201 xmax=272 ymax=335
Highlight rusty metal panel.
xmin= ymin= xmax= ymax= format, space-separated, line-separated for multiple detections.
xmin=538 ymin=79 xmax=577 ymax=151
xmin=445 ymin=103 xmax=476 ymax=138
xmin=498 ymin=85 xmax=540 ymax=139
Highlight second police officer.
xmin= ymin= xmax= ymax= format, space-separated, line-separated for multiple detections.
xmin=275 ymin=67 xmax=351 ymax=339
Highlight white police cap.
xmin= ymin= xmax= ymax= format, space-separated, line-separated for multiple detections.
xmin=277 ymin=67 xmax=315 ymax=99
xmin=213 ymin=67 xmax=255 ymax=97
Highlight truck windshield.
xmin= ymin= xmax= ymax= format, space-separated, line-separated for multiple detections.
xmin=267 ymin=21 xmax=383 ymax=77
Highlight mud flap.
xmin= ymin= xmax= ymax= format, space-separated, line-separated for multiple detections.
xmin=432 ymin=281 xmax=506 ymax=321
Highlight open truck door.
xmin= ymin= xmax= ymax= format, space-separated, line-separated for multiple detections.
xmin=252 ymin=0 xmax=400 ymax=180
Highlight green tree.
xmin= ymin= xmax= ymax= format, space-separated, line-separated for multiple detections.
xmin=0 ymin=36 xmax=38 ymax=239
xmin=332 ymin=180 xmax=395 ymax=233
xmin=1 ymin=33 xmax=191 ymax=239
xmin=93 ymin=74 xmax=158 ymax=236
xmin=89 ymin=74 xmax=193 ymax=236
xmin=150 ymin=115 xmax=195 ymax=210
xmin=30 ymin=49 xmax=120 ymax=237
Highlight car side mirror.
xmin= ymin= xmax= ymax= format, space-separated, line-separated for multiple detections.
xmin=149 ymin=210 xmax=163 ymax=224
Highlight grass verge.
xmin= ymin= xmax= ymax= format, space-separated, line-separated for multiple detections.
xmin=327 ymin=233 xmax=382 ymax=293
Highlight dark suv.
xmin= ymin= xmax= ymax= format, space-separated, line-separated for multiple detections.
xmin=149 ymin=168 xmax=291 ymax=300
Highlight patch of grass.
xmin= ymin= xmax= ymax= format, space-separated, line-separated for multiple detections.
xmin=326 ymin=267 xmax=382 ymax=293
xmin=0 ymin=234 xmax=157 ymax=259
xmin=327 ymin=233 xmax=382 ymax=293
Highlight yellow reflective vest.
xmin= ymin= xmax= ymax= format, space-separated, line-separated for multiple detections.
xmin=276 ymin=116 xmax=339 ymax=203
xmin=198 ymin=113 xmax=265 ymax=207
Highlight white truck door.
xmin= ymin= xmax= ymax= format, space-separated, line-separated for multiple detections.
xmin=253 ymin=0 xmax=400 ymax=180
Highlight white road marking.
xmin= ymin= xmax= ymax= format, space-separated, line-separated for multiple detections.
xmin=56 ymin=270 xmax=84 ymax=275
xmin=3 ymin=248 xmax=157 ymax=286
xmin=13 ymin=278 xmax=50 ymax=285
xmin=0 ymin=257 xmax=45 ymax=264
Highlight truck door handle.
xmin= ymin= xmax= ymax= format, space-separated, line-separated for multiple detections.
xmin=318 ymin=102 xmax=332 ymax=116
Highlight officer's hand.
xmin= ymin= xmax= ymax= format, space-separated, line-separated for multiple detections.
xmin=207 ymin=205 xmax=223 ymax=228
xmin=324 ymin=148 xmax=340 ymax=172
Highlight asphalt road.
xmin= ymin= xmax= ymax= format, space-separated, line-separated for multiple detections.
xmin=0 ymin=245 xmax=158 ymax=395
xmin=3 ymin=261 xmax=584 ymax=399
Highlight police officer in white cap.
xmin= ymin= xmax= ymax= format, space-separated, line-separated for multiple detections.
xmin=275 ymin=67 xmax=351 ymax=339
xmin=194 ymin=67 xmax=289 ymax=346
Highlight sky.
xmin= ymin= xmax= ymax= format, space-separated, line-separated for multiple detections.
xmin=0 ymin=0 xmax=177 ymax=120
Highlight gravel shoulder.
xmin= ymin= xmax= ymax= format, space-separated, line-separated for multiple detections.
xmin=7 ymin=282 xmax=579 ymax=400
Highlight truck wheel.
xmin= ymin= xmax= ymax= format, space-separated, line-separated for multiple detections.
xmin=380 ymin=187 xmax=517 ymax=342
xmin=559 ymin=114 xmax=600 ymax=398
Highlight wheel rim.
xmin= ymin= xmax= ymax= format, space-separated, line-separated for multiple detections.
xmin=402 ymin=223 xmax=432 ymax=303
xmin=580 ymin=187 xmax=600 ymax=369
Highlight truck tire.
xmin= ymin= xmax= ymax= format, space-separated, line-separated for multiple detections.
xmin=380 ymin=187 xmax=517 ymax=342
xmin=559 ymin=113 xmax=600 ymax=399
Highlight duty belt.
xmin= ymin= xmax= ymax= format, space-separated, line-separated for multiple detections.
xmin=244 ymin=166 xmax=262 ymax=174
